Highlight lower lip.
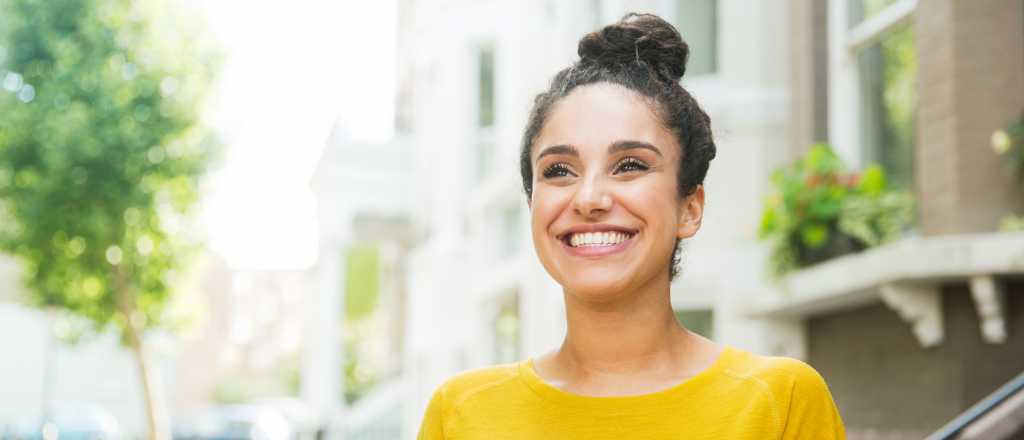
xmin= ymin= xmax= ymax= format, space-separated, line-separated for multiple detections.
xmin=560 ymin=234 xmax=636 ymax=257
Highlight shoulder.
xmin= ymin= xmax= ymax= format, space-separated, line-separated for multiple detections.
xmin=419 ymin=362 xmax=524 ymax=438
xmin=721 ymin=347 xmax=831 ymax=398
xmin=719 ymin=347 xmax=844 ymax=437
xmin=428 ymin=362 xmax=522 ymax=408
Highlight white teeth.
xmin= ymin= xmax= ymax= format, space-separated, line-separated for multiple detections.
xmin=568 ymin=231 xmax=632 ymax=247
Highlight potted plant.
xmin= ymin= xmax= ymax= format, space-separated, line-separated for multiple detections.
xmin=992 ymin=112 xmax=1024 ymax=231
xmin=991 ymin=112 xmax=1024 ymax=189
xmin=758 ymin=144 xmax=914 ymax=277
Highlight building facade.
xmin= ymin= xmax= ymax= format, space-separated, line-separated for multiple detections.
xmin=303 ymin=125 xmax=415 ymax=438
xmin=782 ymin=0 xmax=1024 ymax=438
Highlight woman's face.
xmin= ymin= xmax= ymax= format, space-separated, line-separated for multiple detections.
xmin=529 ymin=82 xmax=704 ymax=301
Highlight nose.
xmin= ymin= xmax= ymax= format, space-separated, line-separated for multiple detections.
xmin=572 ymin=173 xmax=612 ymax=218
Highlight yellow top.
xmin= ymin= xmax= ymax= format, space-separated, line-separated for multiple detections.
xmin=417 ymin=345 xmax=845 ymax=439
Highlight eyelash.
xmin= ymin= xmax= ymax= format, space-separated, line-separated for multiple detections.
xmin=542 ymin=163 xmax=574 ymax=179
xmin=614 ymin=157 xmax=649 ymax=174
xmin=540 ymin=157 xmax=650 ymax=179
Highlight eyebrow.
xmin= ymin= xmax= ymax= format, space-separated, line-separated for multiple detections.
xmin=535 ymin=144 xmax=579 ymax=162
xmin=534 ymin=140 xmax=663 ymax=163
xmin=608 ymin=140 xmax=663 ymax=157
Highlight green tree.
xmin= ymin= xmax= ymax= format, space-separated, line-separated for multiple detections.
xmin=342 ymin=243 xmax=380 ymax=404
xmin=0 ymin=0 xmax=219 ymax=439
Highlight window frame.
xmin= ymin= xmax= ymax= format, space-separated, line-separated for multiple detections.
xmin=827 ymin=0 xmax=917 ymax=170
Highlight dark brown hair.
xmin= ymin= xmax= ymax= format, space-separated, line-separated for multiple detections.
xmin=520 ymin=12 xmax=717 ymax=279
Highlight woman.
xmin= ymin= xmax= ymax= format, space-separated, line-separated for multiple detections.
xmin=418 ymin=13 xmax=845 ymax=439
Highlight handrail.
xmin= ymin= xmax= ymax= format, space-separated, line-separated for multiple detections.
xmin=926 ymin=371 xmax=1024 ymax=440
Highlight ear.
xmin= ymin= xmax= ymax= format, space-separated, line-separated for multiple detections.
xmin=676 ymin=184 xmax=705 ymax=239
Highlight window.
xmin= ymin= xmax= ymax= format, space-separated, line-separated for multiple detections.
xmin=851 ymin=1 xmax=916 ymax=189
xmin=857 ymin=22 xmax=915 ymax=189
xmin=477 ymin=46 xmax=495 ymax=128
xmin=829 ymin=0 xmax=917 ymax=189
xmin=476 ymin=45 xmax=496 ymax=181
xmin=590 ymin=0 xmax=605 ymax=28
xmin=674 ymin=0 xmax=717 ymax=76
xmin=849 ymin=0 xmax=903 ymax=24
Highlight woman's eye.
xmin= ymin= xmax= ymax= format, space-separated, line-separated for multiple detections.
xmin=614 ymin=157 xmax=649 ymax=174
xmin=542 ymin=163 xmax=574 ymax=179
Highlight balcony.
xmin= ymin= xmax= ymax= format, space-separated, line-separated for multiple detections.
xmin=747 ymin=231 xmax=1024 ymax=347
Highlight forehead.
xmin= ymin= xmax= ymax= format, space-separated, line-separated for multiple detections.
xmin=534 ymin=82 xmax=679 ymax=160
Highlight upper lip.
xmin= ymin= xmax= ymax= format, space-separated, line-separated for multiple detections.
xmin=557 ymin=223 xmax=638 ymax=241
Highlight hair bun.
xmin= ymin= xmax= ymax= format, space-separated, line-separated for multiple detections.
xmin=578 ymin=13 xmax=690 ymax=81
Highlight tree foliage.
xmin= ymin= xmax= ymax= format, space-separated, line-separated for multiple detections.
xmin=0 ymin=0 xmax=219 ymax=337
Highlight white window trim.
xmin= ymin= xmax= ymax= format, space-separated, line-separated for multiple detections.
xmin=827 ymin=0 xmax=917 ymax=169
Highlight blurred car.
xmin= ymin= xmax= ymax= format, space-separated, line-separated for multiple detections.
xmin=173 ymin=405 xmax=293 ymax=440
xmin=1 ymin=403 xmax=122 ymax=440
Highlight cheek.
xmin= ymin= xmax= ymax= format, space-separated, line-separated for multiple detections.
xmin=529 ymin=186 xmax=570 ymax=240
xmin=619 ymin=176 xmax=683 ymax=234
xmin=529 ymin=185 xmax=575 ymax=278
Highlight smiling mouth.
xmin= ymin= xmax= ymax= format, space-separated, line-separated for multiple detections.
xmin=561 ymin=231 xmax=637 ymax=248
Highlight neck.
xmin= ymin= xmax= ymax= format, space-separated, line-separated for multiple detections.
xmin=556 ymin=271 xmax=690 ymax=377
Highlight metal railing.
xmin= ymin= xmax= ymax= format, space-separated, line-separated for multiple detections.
xmin=926 ymin=371 xmax=1024 ymax=440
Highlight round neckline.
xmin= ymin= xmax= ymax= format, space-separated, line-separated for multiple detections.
xmin=519 ymin=345 xmax=736 ymax=409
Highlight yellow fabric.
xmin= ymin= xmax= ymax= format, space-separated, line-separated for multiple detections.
xmin=417 ymin=346 xmax=845 ymax=439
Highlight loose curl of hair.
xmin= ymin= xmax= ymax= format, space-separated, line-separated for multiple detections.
xmin=519 ymin=12 xmax=717 ymax=280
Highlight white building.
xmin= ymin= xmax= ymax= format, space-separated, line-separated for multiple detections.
xmin=303 ymin=126 xmax=414 ymax=437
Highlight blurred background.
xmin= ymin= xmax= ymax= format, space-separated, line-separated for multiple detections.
xmin=1 ymin=0 xmax=1023 ymax=440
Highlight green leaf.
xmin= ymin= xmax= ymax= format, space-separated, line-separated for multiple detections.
xmin=858 ymin=165 xmax=886 ymax=196
xmin=758 ymin=207 xmax=777 ymax=237
xmin=800 ymin=223 xmax=830 ymax=249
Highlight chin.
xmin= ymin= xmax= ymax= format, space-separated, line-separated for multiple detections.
xmin=559 ymin=268 xmax=638 ymax=302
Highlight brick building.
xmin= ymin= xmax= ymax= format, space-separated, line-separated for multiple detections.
xmin=783 ymin=0 xmax=1024 ymax=438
